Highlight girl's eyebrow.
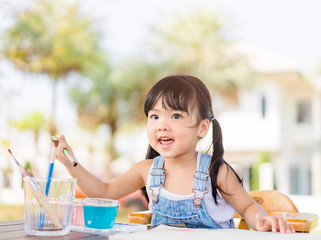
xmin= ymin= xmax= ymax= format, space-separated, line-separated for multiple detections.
xmin=150 ymin=106 xmax=185 ymax=112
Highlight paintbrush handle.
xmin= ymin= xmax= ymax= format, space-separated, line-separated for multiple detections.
xmin=8 ymin=149 xmax=29 ymax=177
xmin=24 ymin=176 xmax=62 ymax=229
xmin=44 ymin=146 xmax=58 ymax=196
xmin=49 ymin=146 xmax=57 ymax=164
xmin=63 ymin=149 xmax=78 ymax=167
xmin=19 ymin=166 xmax=29 ymax=177
xmin=45 ymin=163 xmax=54 ymax=196
xmin=25 ymin=175 xmax=41 ymax=190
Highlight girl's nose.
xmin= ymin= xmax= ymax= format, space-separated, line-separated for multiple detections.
xmin=157 ymin=119 xmax=169 ymax=131
xmin=158 ymin=125 xmax=168 ymax=131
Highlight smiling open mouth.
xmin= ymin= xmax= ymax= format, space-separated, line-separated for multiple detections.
xmin=159 ymin=137 xmax=174 ymax=145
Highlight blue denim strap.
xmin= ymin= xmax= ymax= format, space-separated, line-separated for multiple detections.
xmin=150 ymin=155 xmax=165 ymax=187
xmin=150 ymin=155 xmax=165 ymax=203
xmin=193 ymin=153 xmax=211 ymax=207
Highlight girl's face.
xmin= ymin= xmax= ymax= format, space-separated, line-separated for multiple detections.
xmin=147 ymin=99 xmax=209 ymax=160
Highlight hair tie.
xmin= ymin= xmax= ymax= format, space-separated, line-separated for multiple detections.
xmin=210 ymin=116 xmax=216 ymax=121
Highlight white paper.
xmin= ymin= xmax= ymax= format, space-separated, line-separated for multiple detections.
xmin=110 ymin=225 xmax=321 ymax=240
xmin=71 ymin=222 xmax=147 ymax=236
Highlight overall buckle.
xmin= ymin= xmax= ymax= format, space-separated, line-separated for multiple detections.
xmin=192 ymin=188 xmax=209 ymax=207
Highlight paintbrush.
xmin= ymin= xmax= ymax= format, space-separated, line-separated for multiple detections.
xmin=39 ymin=138 xmax=59 ymax=228
xmin=8 ymin=149 xmax=62 ymax=229
xmin=8 ymin=149 xmax=29 ymax=177
xmin=63 ymin=148 xmax=78 ymax=167
xmin=45 ymin=139 xmax=59 ymax=196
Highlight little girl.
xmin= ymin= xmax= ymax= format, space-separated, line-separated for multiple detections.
xmin=56 ymin=74 xmax=294 ymax=233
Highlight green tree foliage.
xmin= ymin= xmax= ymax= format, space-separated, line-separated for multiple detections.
xmin=68 ymin=59 xmax=164 ymax=175
xmin=11 ymin=111 xmax=47 ymax=174
xmin=110 ymin=60 xmax=167 ymax=124
xmin=11 ymin=112 xmax=47 ymax=136
xmin=150 ymin=8 xmax=259 ymax=102
xmin=250 ymin=151 xmax=271 ymax=191
xmin=69 ymin=61 xmax=114 ymax=132
xmin=1 ymin=0 xmax=104 ymax=135
xmin=69 ymin=60 xmax=120 ymax=174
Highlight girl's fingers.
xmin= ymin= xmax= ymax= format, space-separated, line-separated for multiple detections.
xmin=279 ymin=218 xmax=296 ymax=234
xmin=57 ymin=134 xmax=74 ymax=155
xmin=256 ymin=214 xmax=268 ymax=231
xmin=288 ymin=223 xmax=295 ymax=233
xmin=57 ymin=133 xmax=66 ymax=140
xmin=54 ymin=134 xmax=71 ymax=165
xmin=257 ymin=215 xmax=295 ymax=234
xmin=270 ymin=216 xmax=278 ymax=232
xmin=55 ymin=135 xmax=78 ymax=167
xmin=278 ymin=217 xmax=286 ymax=233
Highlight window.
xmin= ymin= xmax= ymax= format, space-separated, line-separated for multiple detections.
xmin=290 ymin=165 xmax=311 ymax=195
xmin=261 ymin=95 xmax=266 ymax=118
xmin=296 ymin=100 xmax=311 ymax=124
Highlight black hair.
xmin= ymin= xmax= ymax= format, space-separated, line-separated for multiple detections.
xmin=143 ymin=74 xmax=242 ymax=204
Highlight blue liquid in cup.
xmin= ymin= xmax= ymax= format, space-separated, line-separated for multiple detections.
xmin=84 ymin=205 xmax=119 ymax=229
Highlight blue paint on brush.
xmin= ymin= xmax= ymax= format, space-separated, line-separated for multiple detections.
xmin=45 ymin=163 xmax=54 ymax=196
xmin=39 ymin=139 xmax=59 ymax=229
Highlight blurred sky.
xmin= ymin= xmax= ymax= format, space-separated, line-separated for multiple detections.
xmin=82 ymin=0 xmax=321 ymax=74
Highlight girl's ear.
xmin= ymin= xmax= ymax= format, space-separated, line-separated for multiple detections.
xmin=198 ymin=119 xmax=210 ymax=138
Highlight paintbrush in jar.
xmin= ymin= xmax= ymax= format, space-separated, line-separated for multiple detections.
xmin=39 ymin=138 xmax=59 ymax=228
xmin=8 ymin=149 xmax=62 ymax=229
xmin=45 ymin=139 xmax=59 ymax=196
xmin=8 ymin=149 xmax=29 ymax=177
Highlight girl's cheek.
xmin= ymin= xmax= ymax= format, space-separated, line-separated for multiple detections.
xmin=147 ymin=120 xmax=157 ymax=130
xmin=146 ymin=127 xmax=155 ymax=140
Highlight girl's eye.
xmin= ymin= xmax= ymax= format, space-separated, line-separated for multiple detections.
xmin=172 ymin=114 xmax=181 ymax=119
xmin=150 ymin=114 xmax=158 ymax=120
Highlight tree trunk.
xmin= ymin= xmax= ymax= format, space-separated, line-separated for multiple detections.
xmin=105 ymin=120 xmax=117 ymax=179
xmin=31 ymin=132 xmax=39 ymax=176
xmin=49 ymin=79 xmax=57 ymax=137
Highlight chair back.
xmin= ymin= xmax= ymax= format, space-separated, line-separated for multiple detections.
xmin=234 ymin=190 xmax=319 ymax=232
xmin=250 ymin=190 xmax=298 ymax=213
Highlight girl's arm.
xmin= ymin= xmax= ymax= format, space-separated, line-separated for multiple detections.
xmin=55 ymin=134 xmax=152 ymax=199
xmin=217 ymin=164 xmax=295 ymax=233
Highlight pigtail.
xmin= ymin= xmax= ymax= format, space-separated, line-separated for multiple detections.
xmin=145 ymin=145 xmax=160 ymax=159
xmin=209 ymin=118 xmax=243 ymax=205
xmin=141 ymin=145 xmax=160 ymax=203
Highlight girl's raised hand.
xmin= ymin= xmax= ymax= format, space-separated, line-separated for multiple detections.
xmin=256 ymin=214 xmax=295 ymax=233
xmin=55 ymin=134 xmax=77 ymax=168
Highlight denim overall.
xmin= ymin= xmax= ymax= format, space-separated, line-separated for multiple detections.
xmin=149 ymin=153 xmax=235 ymax=229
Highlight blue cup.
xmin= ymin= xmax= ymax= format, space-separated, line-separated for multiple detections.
xmin=83 ymin=198 xmax=119 ymax=230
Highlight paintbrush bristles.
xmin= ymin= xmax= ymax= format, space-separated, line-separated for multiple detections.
xmin=8 ymin=149 xmax=20 ymax=165
xmin=52 ymin=139 xmax=59 ymax=147
xmin=8 ymin=149 xmax=29 ymax=177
